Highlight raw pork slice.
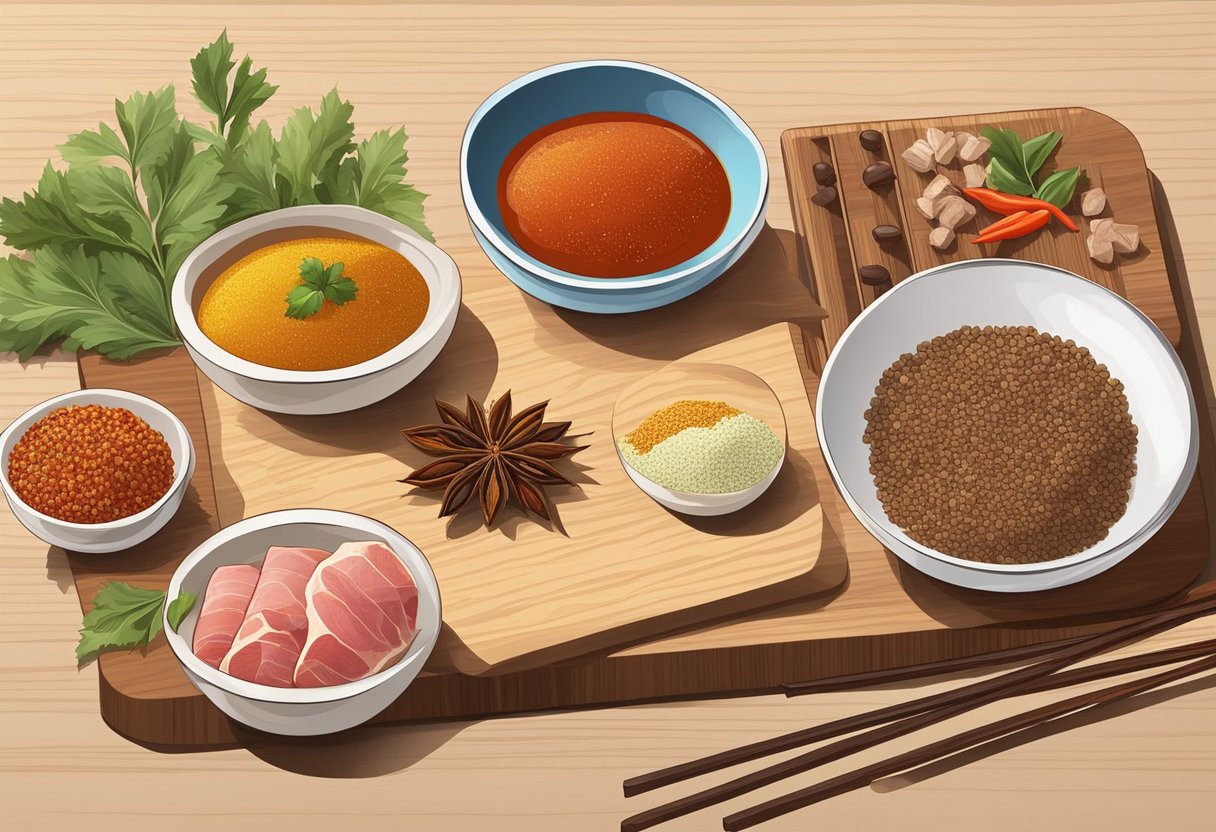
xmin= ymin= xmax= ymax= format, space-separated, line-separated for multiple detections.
xmin=192 ymin=564 xmax=260 ymax=668
xmin=293 ymin=541 xmax=420 ymax=687
xmin=220 ymin=546 xmax=330 ymax=687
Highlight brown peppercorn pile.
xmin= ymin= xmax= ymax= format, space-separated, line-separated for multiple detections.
xmin=7 ymin=405 xmax=175 ymax=524
xmin=863 ymin=325 xmax=1137 ymax=564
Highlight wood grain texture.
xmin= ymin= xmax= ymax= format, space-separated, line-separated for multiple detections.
xmin=200 ymin=320 xmax=835 ymax=677
xmin=830 ymin=130 xmax=913 ymax=292
xmin=784 ymin=108 xmax=1174 ymax=355
xmin=1 ymin=2 xmax=1213 ymax=830
xmin=67 ymin=350 xmax=222 ymax=698
xmin=79 ymin=321 xmax=839 ymax=680
xmin=70 ymin=203 xmax=1206 ymax=744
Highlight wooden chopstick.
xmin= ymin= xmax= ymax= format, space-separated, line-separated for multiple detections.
xmin=620 ymin=640 xmax=1215 ymax=832
xmin=623 ymin=589 xmax=1216 ymax=801
xmin=724 ymin=650 xmax=1216 ymax=830
xmin=780 ymin=583 xmax=1216 ymax=697
xmin=781 ymin=635 xmax=1090 ymax=696
xmin=620 ymin=592 xmax=1216 ymax=830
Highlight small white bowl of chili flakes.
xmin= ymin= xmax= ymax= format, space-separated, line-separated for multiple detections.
xmin=0 ymin=389 xmax=195 ymax=553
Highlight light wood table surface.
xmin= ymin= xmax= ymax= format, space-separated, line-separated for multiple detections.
xmin=1 ymin=2 xmax=1213 ymax=829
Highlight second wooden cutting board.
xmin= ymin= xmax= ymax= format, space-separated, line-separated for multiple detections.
xmin=200 ymin=318 xmax=840 ymax=676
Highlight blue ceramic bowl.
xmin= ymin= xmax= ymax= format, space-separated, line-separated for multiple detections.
xmin=460 ymin=60 xmax=769 ymax=314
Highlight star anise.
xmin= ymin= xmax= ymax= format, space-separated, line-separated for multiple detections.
xmin=400 ymin=391 xmax=587 ymax=527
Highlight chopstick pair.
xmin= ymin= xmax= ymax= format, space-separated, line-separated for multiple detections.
xmin=724 ymin=649 xmax=1216 ymax=830
xmin=621 ymin=584 xmax=1216 ymax=831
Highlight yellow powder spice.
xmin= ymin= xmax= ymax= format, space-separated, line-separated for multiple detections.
xmin=197 ymin=237 xmax=429 ymax=371
xmin=625 ymin=399 xmax=741 ymax=454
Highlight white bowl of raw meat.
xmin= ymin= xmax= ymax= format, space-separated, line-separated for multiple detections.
xmin=163 ymin=509 xmax=441 ymax=736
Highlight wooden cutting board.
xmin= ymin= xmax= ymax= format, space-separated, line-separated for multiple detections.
xmin=192 ymin=322 xmax=837 ymax=676
xmin=782 ymin=107 xmax=1174 ymax=362
xmin=60 ymin=108 xmax=1211 ymax=747
xmin=68 ymin=220 xmax=840 ymax=685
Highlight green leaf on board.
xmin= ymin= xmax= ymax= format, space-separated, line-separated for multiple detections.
xmin=1034 ymin=166 xmax=1082 ymax=209
xmin=980 ymin=126 xmax=1030 ymax=180
xmin=985 ymin=156 xmax=1036 ymax=197
xmin=166 ymin=591 xmax=197 ymax=631
xmin=1020 ymin=131 xmax=1063 ymax=179
xmin=76 ymin=581 xmax=166 ymax=667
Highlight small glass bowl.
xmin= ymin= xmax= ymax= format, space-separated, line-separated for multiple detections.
xmin=611 ymin=362 xmax=787 ymax=516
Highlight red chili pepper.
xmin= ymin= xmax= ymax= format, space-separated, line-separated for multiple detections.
xmin=963 ymin=188 xmax=1079 ymax=232
xmin=973 ymin=209 xmax=1050 ymax=243
xmin=973 ymin=210 xmax=1030 ymax=238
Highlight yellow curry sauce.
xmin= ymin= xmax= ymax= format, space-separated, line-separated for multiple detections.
xmin=197 ymin=237 xmax=429 ymax=371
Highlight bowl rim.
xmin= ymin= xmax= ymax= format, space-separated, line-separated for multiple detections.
xmin=162 ymin=508 xmax=442 ymax=704
xmin=815 ymin=257 xmax=1199 ymax=576
xmin=0 ymin=388 xmax=195 ymax=531
xmin=171 ymin=204 xmax=461 ymax=385
xmin=459 ymin=59 xmax=769 ymax=290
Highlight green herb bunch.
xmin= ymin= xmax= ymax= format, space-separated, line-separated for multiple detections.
xmin=981 ymin=126 xmax=1082 ymax=209
xmin=0 ymin=31 xmax=432 ymax=361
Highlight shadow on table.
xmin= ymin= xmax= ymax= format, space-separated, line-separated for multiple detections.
xmin=45 ymin=547 xmax=73 ymax=593
xmin=235 ymin=718 xmax=480 ymax=778
xmin=525 ymin=223 xmax=826 ymax=364
xmin=237 ymin=302 xmax=500 ymax=466
xmin=872 ymin=672 xmax=1216 ymax=794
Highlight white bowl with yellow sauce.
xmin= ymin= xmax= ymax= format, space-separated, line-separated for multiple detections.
xmin=173 ymin=205 xmax=460 ymax=415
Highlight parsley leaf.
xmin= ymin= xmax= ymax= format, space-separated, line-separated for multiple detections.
xmin=0 ymin=163 xmax=136 ymax=257
xmin=225 ymin=57 xmax=277 ymax=147
xmin=285 ymin=257 xmax=357 ymax=319
xmin=189 ymin=31 xmax=237 ymax=126
xmin=114 ymin=87 xmax=181 ymax=183
xmin=149 ymin=127 xmax=234 ymax=277
xmin=76 ymin=581 xmax=167 ymax=667
xmin=277 ymin=89 xmax=356 ymax=205
xmin=70 ymin=164 xmax=159 ymax=264
xmin=330 ymin=128 xmax=432 ymax=241
xmin=0 ymin=248 xmax=178 ymax=360
xmin=59 ymin=122 xmax=128 ymax=167
xmin=189 ymin=31 xmax=277 ymax=149
xmin=221 ymin=120 xmax=289 ymax=221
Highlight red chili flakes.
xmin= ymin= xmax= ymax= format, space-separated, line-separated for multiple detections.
xmin=7 ymin=404 xmax=175 ymax=524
